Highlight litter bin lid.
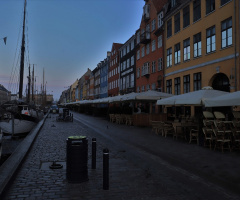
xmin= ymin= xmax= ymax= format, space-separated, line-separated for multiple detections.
xmin=68 ymin=136 xmax=86 ymax=140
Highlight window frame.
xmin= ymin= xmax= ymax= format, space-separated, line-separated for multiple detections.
xmin=206 ymin=0 xmax=215 ymax=15
xmin=183 ymin=38 xmax=190 ymax=61
xmin=183 ymin=75 xmax=190 ymax=93
xmin=183 ymin=5 xmax=190 ymax=28
xmin=167 ymin=47 xmax=172 ymax=68
xmin=206 ymin=26 xmax=216 ymax=53
xmin=221 ymin=17 xmax=232 ymax=48
xmin=193 ymin=0 xmax=201 ymax=22
xmin=193 ymin=32 xmax=202 ymax=57
xmin=174 ymin=43 xmax=181 ymax=64
xmin=174 ymin=12 xmax=180 ymax=33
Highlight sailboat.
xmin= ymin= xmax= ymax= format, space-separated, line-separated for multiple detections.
xmin=0 ymin=0 xmax=43 ymax=135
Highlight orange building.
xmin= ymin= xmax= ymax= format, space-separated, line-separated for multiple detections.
xmin=135 ymin=0 xmax=168 ymax=94
xmin=164 ymin=0 xmax=239 ymax=95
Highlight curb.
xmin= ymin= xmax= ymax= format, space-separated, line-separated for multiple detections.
xmin=0 ymin=113 xmax=49 ymax=197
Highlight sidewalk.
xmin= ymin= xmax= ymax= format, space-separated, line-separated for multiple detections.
xmin=1 ymin=112 xmax=240 ymax=199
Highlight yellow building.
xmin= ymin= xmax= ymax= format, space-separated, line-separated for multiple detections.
xmin=164 ymin=0 xmax=239 ymax=95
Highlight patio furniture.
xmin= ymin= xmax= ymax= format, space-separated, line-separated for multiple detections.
xmin=214 ymin=111 xmax=226 ymax=121
xmin=172 ymin=122 xmax=185 ymax=140
xmin=189 ymin=129 xmax=199 ymax=144
xmin=213 ymin=121 xmax=232 ymax=152
xmin=232 ymin=121 xmax=240 ymax=150
xmin=163 ymin=122 xmax=175 ymax=138
xmin=125 ymin=115 xmax=133 ymax=126
xmin=109 ymin=114 xmax=116 ymax=123
xmin=115 ymin=114 xmax=124 ymax=124
xmin=151 ymin=121 xmax=164 ymax=135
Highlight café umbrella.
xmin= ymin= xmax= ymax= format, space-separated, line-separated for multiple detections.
xmin=156 ymin=87 xmax=229 ymax=106
xmin=204 ymin=91 xmax=240 ymax=107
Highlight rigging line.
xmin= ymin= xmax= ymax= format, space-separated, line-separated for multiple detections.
xmin=9 ymin=52 xmax=20 ymax=92
xmin=8 ymin=22 xmax=22 ymax=92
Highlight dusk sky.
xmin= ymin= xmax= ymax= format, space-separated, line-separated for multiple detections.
xmin=0 ymin=0 xmax=145 ymax=101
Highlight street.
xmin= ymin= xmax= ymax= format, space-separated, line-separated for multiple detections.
xmin=2 ymin=111 xmax=240 ymax=199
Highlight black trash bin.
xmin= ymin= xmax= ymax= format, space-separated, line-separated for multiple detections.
xmin=66 ymin=136 xmax=88 ymax=183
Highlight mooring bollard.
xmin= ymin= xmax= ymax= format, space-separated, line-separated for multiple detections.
xmin=103 ymin=148 xmax=109 ymax=190
xmin=92 ymin=138 xmax=96 ymax=169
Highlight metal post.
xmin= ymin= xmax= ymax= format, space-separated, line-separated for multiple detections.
xmin=103 ymin=148 xmax=109 ymax=190
xmin=92 ymin=138 xmax=96 ymax=169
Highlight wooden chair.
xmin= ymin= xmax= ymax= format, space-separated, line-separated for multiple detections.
xmin=163 ymin=122 xmax=175 ymax=138
xmin=172 ymin=122 xmax=184 ymax=140
xmin=189 ymin=129 xmax=199 ymax=144
xmin=109 ymin=114 xmax=116 ymax=123
xmin=125 ymin=115 xmax=133 ymax=126
xmin=202 ymin=127 xmax=215 ymax=149
xmin=151 ymin=121 xmax=164 ymax=135
xmin=213 ymin=121 xmax=232 ymax=152
xmin=232 ymin=121 xmax=240 ymax=150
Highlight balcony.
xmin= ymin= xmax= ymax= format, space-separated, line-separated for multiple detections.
xmin=140 ymin=31 xmax=151 ymax=44
xmin=143 ymin=13 xmax=150 ymax=22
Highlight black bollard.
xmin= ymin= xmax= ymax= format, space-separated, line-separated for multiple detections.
xmin=103 ymin=148 xmax=109 ymax=190
xmin=92 ymin=138 xmax=96 ymax=169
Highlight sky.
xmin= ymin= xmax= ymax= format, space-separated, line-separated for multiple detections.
xmin=0 ymin=0 xmax=145 ymax=101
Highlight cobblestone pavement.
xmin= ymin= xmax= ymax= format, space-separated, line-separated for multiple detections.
xmin=2 ymin=112 xmax=240 ymax=200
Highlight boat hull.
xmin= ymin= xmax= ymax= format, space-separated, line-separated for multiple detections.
xmin=0 ymin=119 xmax=37 ymax=135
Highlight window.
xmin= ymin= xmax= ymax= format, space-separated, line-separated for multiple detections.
xmin=130 ymin=73 xmax=134 ymax=87
xmin=194 ymin=72 xmax=201 ymax=91
xmin=152 ymin=19 xmax=156 ymax=31
xmin=146 ymin=84 xmax=150 ymax=91
xmin=146 ymin=43 xmax=150 ymax=55
xmin=193 ymin=0 xmax=201 ymax=22
xmin=183 ymin=5 xmax=190 ymax=28
xmin=167 ymin=48 xmax=172 ymax=68
xmin=152 ymin=83 xmax=156 ymax=90
xmin=136 ymin=31 xmax=140 ymax=44
xmin=194 ymin=32 xmax=202 ymax=57
xmin=183 ymin=75 xmax=190 ymax=93
xmin=127 ymin=59 xmax=130 ymax=68
xmin=131 ymin=55 xmax=134 ymax=66
xmin=166 ymin=80 xmax=172 ymax=94
xmin=174 ymin=77 xmax=181 ymax=95
xmin=221 ymin=17 xmax=232 ymax=48
xmin=137 ymin=68 xmax=140 ymax=78
xmin=137 ymin=50 xmax=140 ymax=60
xmin=158 ymin=58 xmax=163 ymax=71
xmin=206 ymin=0 xmax=215 ymax=14
xmin=174 ymin=12 xmax=180 ymax=33
xmin=152 ymin=40 xmax=156 ymax=51
xmin=158 ymin=35 xmax=162 ymax=48
xmin=174 ymin=43 xmax=181 ymax=64
xmin=206 ymin=26 xmax=216 ymax=53
xmin=171 ymin=0 xmax=176 ymax=7
xmin=158 ymin=11 xmax=164 ymax=28
xmin=141 ymin=46 xmax=145 ymax=57
xmin=221 ymin=0 xmax=231 ymax=5
xmin=152 ymin=61 xmax=156 ymax=73
xmin=183 ymin=38 xmax=190 ymax=61
xmin=142 ymin=85 xmax=145 ymax=92
xmin=167 ymin=19 xmax=172 ymax=38
xmin=131 ymin=40 xmax=134 ymax=50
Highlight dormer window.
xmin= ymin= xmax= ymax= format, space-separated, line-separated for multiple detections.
xmin=158 ymin=11 xmax=164 ymax=28
xmin=143 ymin=4 xmax=150 ymax=21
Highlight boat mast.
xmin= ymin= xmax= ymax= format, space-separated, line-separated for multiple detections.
xmin=32 ymin=64 xmax=34 ymax=102
xmin=27 ymin=64 xmax=31 ymax=103
xmin=19 ymin=0 xmax=27 ymax=100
